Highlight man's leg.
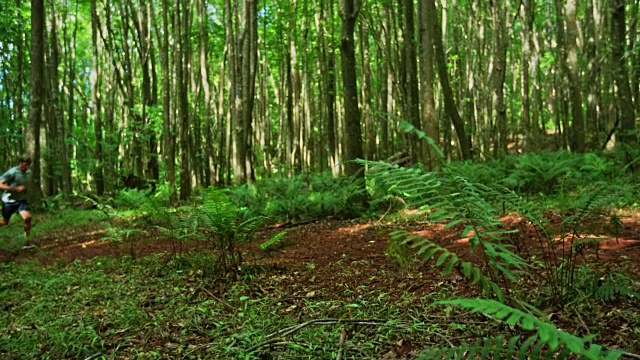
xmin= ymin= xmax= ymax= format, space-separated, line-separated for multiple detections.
xmin=19 ymin=210 xmax=32 ymax=238
xmin=2 ymin=202 xmax=16 ymax=226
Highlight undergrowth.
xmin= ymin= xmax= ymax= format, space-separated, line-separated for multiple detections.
xmin=361 ymin=142 xmax=639 ymax=358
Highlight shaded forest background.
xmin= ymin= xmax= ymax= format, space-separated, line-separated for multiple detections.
xmin=0 ymin=0 xmax=639 ymax=201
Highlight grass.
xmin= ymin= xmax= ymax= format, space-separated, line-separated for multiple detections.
xmin=0 ymin=253 xmax=476 ymax=359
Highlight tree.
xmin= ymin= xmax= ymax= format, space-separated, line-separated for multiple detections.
xmin=90 ymin=0 xmax=105 ymax=196
xmin=426 ymin=0 xmax=471 ymax=160
xmin=26 ymin=0 xmax=45 ymax=203
xmin=563 ymin=0 xmax=586 ymax=152
xmin=175 ymin=0 xmax=190 ymax=199
xmin=611 ymin=0 xmax=636 ymax=146
xmin=403 ymin=0 xmax=422 ymax=163
xmin=339 ymin=0 xmax=365 ymax=178
xmin=418 ymin=0 xmax=439 ymax=169
xmin=160 ymin=0 xmax=176 ymax=201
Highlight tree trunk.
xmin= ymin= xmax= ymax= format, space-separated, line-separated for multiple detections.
xmin=339 ymin=0 xmax=365 ymax=177
xmin=404 ymin=0 xmax=422 ymax=163
xmin=612 ymin=0 xmax=637 ymax=145
xmin=161 ymin=0 xmax=176 ymax=201
xmin=176 ymin=0 xmax=191 ymax=199
xmin=491 ymin=0 xmax=508 ymax=157
xmin=426 ymin=0 xmax=471 ymax=160
xmin=90 ymin=0 xmax=105 ymax=196
xmin=198 ymin=0 xmax=213 ymax=187
xmin=566 ymin=0 xmax=586 ymax=152
xmin=61 ymin=1 xmax=77 ymax=196
xmin=418 ymin=0 xmax=439 ymax=169
xmin=46 ymin=0 xmax=60 ymax=196
xmin=239 ymin=0 xmax=257 ymax=183
xmin=27 ymin=0 xmax=45 ymax=203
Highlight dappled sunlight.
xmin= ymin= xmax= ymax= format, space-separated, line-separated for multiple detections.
xmin=40 ymin=238 xmax=109 ymax=250
xmin=553 ymin=234 xmax=640 ymax=251
xmin=337 ymin=222 xmax=375 ymax=233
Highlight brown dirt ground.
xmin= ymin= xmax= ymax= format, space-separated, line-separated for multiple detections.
xmin=2 ymin=210 xmax=640 ymax=354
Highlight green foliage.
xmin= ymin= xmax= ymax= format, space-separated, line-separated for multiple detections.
xmin=441 ymin=150 xmax=636 ymax=200
xmin=166 ymin=189 xmax=264 ymax=277
xmin=419 ymin=299 xmax=620 ymax=360
xmin=259 ymin=229 xmax=289 ymax=251
xmin=536 ymin=182 xmax=634 ymax=304
xmin=113 ymin=188 xmax=154 ymax=209
xmin=365 ymin=160 xmax=529 ymax=300
xmin=389 ymin=230 xmax=504 ymax=300
xmin=229 ymin=172 xmax=366 ymax=222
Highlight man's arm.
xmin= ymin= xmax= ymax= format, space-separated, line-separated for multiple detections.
xmin=0 ymin=172 xmax=20 ymax=192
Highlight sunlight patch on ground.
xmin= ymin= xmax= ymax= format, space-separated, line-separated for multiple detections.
xmin=552 ymin=234 xmax=640 ymax=250
xmin=61 ymin=239 xmax=109 ymax=250
xmin=337 ymin=223 xmax=374 ymax=233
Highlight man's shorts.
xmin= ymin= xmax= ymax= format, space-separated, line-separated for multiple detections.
xmin=2 ymin=201 xmax=30 ymax=221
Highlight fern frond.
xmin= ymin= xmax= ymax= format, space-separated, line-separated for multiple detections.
xmin=259 ymin=230 xmax=289 ymax=251
xmin=435 ymin=298 xmax=620 ymax=360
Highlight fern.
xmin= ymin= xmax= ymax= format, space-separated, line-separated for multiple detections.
xmin=364 ymin=160 xmax=531 ymax=299
xmin=417 ymin=299 xmax=621 ymax=360
xmin=259 ymin=230 xmax=289 ymax=251
xmin=390 ymin=230 xmax=505 ymax=301
xmin=158 ymin=189 xmax=264 ymax=277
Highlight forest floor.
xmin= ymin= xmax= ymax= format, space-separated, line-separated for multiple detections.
xmin=2 ymin=210 xmax=640 ymax=358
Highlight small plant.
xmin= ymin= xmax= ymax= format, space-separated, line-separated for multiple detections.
xmin=171 ymin=189 xmax=264 ymax=277
xmin=418 ymin=298 xmax=621 ymax=359
xmin=259 ymin=230 xmax=289 ymax=252
xmin=100 ymin=224 xmax=148 ymax=257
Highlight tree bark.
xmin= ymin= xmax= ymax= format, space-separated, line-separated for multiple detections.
xmin=90 ymin=0 xmax=105 ymax=196
xmin=612 ymin=0 xmax=637 ymax=145
xmin=339 ymin=0 xmax=365 ymax=177
xmin=404 ymin=0 xmax=422 ymax=163
xmin=176 ymin=0 xmax=191 ymax=199
xmin=161 ymin=0 xmax=176 ymax=201
xmin=426 ymin=0 xmax=471 ymax=160
xmin=418 ymin=0 xmax=439 ymax=169
xmin=491 ymin=0 xmax=508 ymax=157
xmin=27 ymin=0 xmax=45 ymax=203
xmin=565 ymin=0 xmax=586 ymax=152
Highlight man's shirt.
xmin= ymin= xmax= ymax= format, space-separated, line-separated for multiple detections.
xmin=1 ymin=166 xmax=31 ymax=203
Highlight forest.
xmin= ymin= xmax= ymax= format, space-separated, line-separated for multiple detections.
xmin=1 ymin=0 xmax=640 ymax=358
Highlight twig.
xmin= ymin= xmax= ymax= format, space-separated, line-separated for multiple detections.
xmin=430 ymin=331 xmax=455 ymax=348
xmin=246 ymin=338 xmax=288 ymax=353
xmin=266 ymin=318 xmax=391 ymax=339
xmin=83 ymin=354 xmax=102 ymax=360
xmin=572 ymin=308 xmax=590 ymax=334
xmin=247 ymin=319 xmax=401 ymax=354
xmin=336 ymin=329 xmax=347 ymax=360
xmin=615 ymin=349 xmax=640 ymax=360
xmin=199 ymin=287 xmax=236 ymax=311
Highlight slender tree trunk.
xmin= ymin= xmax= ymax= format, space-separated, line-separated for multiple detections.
xmin=61 ymin=1 xmax=77 ymax=196
xmin=238 ymin=0 xmax=257 ymax=183
xmin=27 ymin=0 xmax=45 ymax=203
xmin=326 ymin=0 xmax=338 ymax=175
xmin=176 ymin=0 xmax=190 ymax=199
xmin=404 ymin=0 xmax=422 ymax=163
xmin=198 ymin=0 xmax=212 ymax=187
xmin=339 ymin=0 xmax=365 ymax=177
xmin=45 ymin=0 xmax=59 ymax=195
xmin=418 ymin=0 xmax=439 ymax=169
xmin=90 ymin=0 xmax=104 ymax=196
xmin=162 ymin=0 xmax=176 ymax=201
xmin=146 ymin=1 xmax=160 ymax=184
xmin=15 ymin=0 xmax=25 ymax=157
xmin=612 ymin=0 xmax=637 ymax=145
xmin=566 ymin=0 xmax=586 ymax=152
xmin=426 ymin=0 xmax=471 ymax=160
xmin=491 ymin=0 xmax=508 ymax=157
